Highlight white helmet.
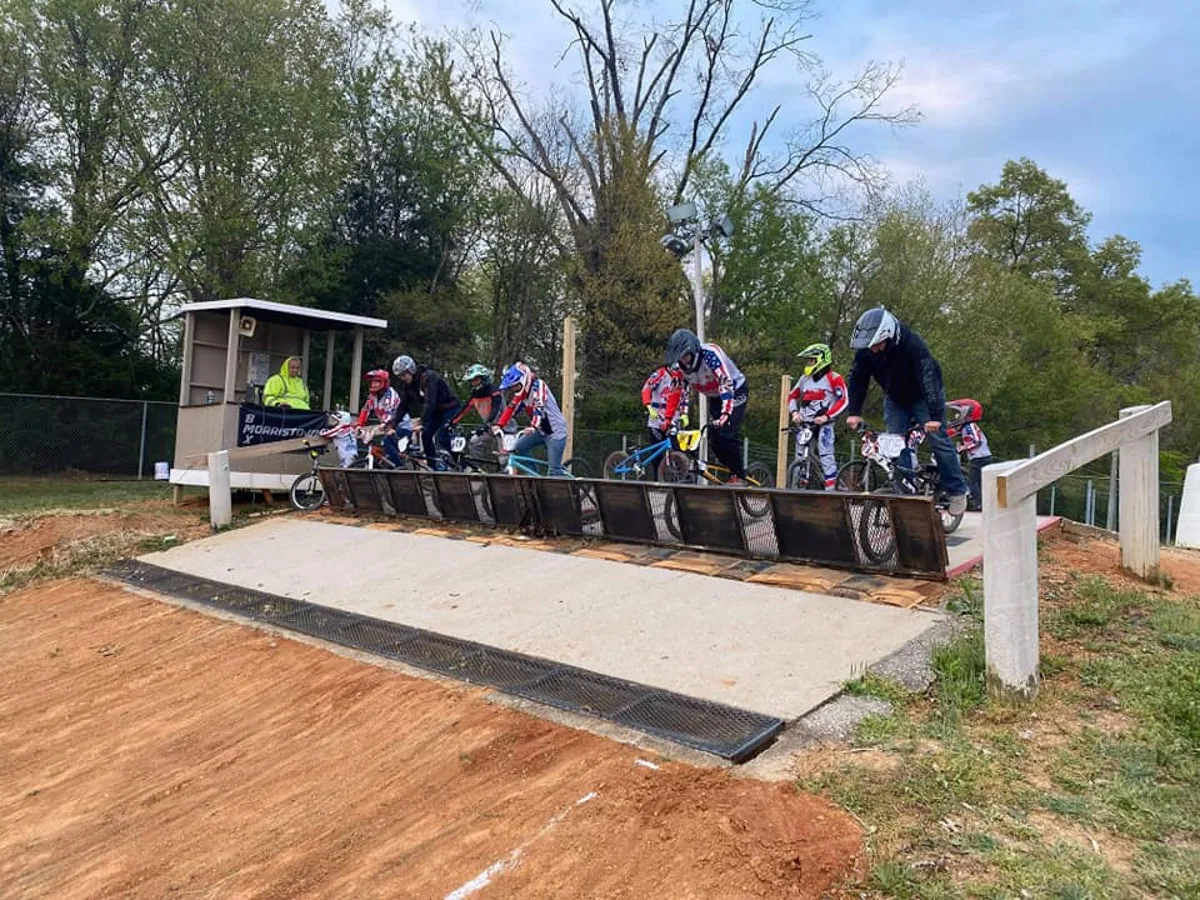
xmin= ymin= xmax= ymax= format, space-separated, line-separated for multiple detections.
xmin=391 ymin=354 xmax=416 ymax=376
xmin=849 ymin=308 xmax=899 ymax=350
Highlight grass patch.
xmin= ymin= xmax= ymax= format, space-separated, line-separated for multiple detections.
xmin=0 ymin=476 xmax=171 ymax=515
xmin=844 ymin=672 xmax=912 ymax=705
xmin=801 ymin=568 xmax=1200 ymax=899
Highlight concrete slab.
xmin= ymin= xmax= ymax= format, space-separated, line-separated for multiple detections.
xmin=945 ymin=512 xmax=1059 ymax=576
xmin=140 ymin=518 xmax=944 ymax=721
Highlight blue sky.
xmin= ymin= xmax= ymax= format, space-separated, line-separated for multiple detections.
xmin=384 ymin=0 xmax=1199 ymax=289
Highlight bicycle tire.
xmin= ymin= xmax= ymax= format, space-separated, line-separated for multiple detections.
xmin=658 ymin=450 xmax=691 ymax=483
xmin=857 ymin=484 xmax=898 ymax=564
xmin=735 ymin=461 xmax=774 ymax=519
xmin=662 ymin=489 xmax=684 ymax=541
xmin=787 ymin=458 xmax=822 ymax=491
xmin=564 ymin=457 xmax=590 ymax=478
xmin=836 ymin=459 xmax=887 ymax=493
xmin=603 ymin=450 xmax=634 ymax=480
xmin=289 ymin=472 xmax=325 ymax=511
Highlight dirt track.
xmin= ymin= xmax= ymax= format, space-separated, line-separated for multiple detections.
xmin=0 ymin=579 xmax=861 ymax=899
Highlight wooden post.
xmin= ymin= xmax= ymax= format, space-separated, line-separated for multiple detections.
xmin=561 ymin=316 xmax=577 ymax=460
xmin=223 ymin=308 xmax=241 ymax=404
xmin=1119 ymin=405 xmax=1160 ymax=579
xmin=983 ymin=460 xmax=1040 ymax=699
xmin=208 ymin=450 xmax=232 ymax=529
xmin=349 ymin=326 xmax=364 ymax=413
xmin=322 ymin=330 xmax=335 ymax=411
xmin=776 ymin=374 xmax=790 ymax=488
xmin=178 ymin=311 xmax=195 ymax=406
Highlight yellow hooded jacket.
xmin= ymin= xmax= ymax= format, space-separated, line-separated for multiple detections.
xmin=262 ymin=357 xmax=311 ymax=410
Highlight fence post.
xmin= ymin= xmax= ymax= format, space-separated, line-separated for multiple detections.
xmin=137 ymin=400 xmax=148 ymax=480
xmin=1049 ymin=484 xmax=1056 ymax=517
xmin=1166 ymin=494 xmax=1174 ymax=544
xmin=1085 ymin=480 xmax=1094 ymax=525
xmin=1118 ymin=405 xmax=1160 ymax=579
xmin=983 ymin=460 xmax=1039 ymax=699
xmin=1106 ymin=449 xmax=1118 ymax=530
xmin=208 ymin=450 xmax=232 ymax=530
xmin=561 ymin=316 xmax=577 ymax=461
xmin=776 ymin=374 xmax=790 ymax=488
xmin=621 ymin=434 xmax=627 ymax=454
xmin=743 ymin=436 xmax=749 ymax=472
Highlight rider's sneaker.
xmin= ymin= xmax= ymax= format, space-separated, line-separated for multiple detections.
xmin=948 ymin=493 xmax=967 ymax=516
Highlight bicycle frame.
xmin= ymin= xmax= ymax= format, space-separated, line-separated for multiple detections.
xmin=856 ymin=427 xmax=936 ymax=495
xmin=611 ymin=437 xmax=673 ymax=478
xmin=504 ymin=453 xmax=574 ymax=478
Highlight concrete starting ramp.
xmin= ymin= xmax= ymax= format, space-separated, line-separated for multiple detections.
xmin=122 ymin=518 xmax=944 ymax=760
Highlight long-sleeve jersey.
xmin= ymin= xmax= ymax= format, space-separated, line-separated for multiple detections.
xmin=453 ymin=381 xmax=503 ymax=426
xmin=497 ymin=377 xmax=568 ymax=440
xmin=847 ymin=324 xmax=946 ymax=423
xmin=357 ymin=387 xmax=401 ymax=427
xmin=956 ymin=422 xmax=991 ymax=460
xmin=388 ymin=366 xmax=461 ymax=432
xmin=641 ymin=367 xmax=688 ymax=428
xmin=665 ymin=343 xmax=746 ymax=421
xmin=787 ymin=370 xmax=848 ymax=421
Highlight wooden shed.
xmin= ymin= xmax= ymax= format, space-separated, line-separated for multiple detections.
xmin=170 ymin=298 xmax=388 ymax=497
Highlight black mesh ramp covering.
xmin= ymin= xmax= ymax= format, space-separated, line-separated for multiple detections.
xmin=771 ymin=492 xmax=859 ymax=566
xmin=104 ymin=560 xmax=783 ymax=762
xmin=343 ymin=469 xmax=384 ymax=513
xmin=593 ymin=481 xmax=658 ymax=543
xmin=318 ymin=468 xmax=353 ymax=510
xmin=672 ymin=486 xmax=745 ymax=552
xmin=431 ymin=473 xmax=481 ymax=523
xmin=484 ymin=477 xmax=531 ymax=527
xmin=385 ymin=471 xmax=430 ymax=517
xmin=888 ymin=498 xmax=950 ymax=573
xmin=535 ymin=479 xmax=584 ymax=535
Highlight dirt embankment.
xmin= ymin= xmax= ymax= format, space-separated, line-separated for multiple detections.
xmin=0 ymin=579 xmax=862 ymax=899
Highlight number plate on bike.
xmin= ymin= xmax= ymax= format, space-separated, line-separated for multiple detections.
xmin=876 ymin=433 xmax=907 ymax=459
xmin=797 ymin=429 xmax=812 ymax=445
xmin=395 ymin=436 xmax=409 ymax=452
xmin=451 ymin=436 xmax=467 ymax=452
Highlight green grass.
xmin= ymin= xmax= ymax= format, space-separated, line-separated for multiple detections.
xmin=801 ymin=572 xmax=1200 ymax=899
xmin=0 ymin=476 xmax=172 ymax=515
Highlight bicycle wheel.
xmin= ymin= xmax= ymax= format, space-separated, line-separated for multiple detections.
xmin=658 ymin=449 xmax=691 ymax=483
xmin=564 ymin=457 xmax=590 ymax=478
xmin=921 ymin=470 xmax=964 ymax=534
xmin=661 ymin=489 xmax=684 ymax=541
xmin=738 ymin=461 xmax=774 ymax=519
xmin=857 ymin=484 xmax=898 ymax=564
xmin=787 ymin=458 xmax=822 ymax=491
xmin=836 ymin=459 xmax=885 ymax=492
xmin=603 ymin=450 xmax=634 ymax=480
xmin=289 ymin=472 xmax=325 ymax=511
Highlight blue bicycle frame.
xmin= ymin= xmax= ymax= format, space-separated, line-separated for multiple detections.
xmin=610 ymin=437 xmax=672 ymax=478
xmin=504 ymin=453 xmax=576 ymax=478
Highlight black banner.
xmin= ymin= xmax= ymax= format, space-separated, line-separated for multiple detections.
xmin=237 ymin=404 xmax=329 ymax=447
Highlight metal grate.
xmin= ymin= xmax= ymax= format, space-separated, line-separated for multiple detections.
xmin=105 ymin=560 xmax=783 ymax=762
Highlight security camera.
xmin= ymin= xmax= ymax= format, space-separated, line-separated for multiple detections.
xmin=666 ymin=201 xmax=697 ymax=225
xmin=660 ymin=233 xmax=690 ymax=257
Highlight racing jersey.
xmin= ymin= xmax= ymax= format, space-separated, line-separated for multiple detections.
xmin=357 ymin=387 xmax=401 ymax=427
xmin=956 ymin=422 xmax=991 ymax=460
xmin=497 ymin=378 xmax=568 ymax=440
xmin=641 ymin=367 xmax=689 ymax=428
xmin=453 ymin=381 xmax=503 ymax=426
xmin=665 ymin=342 xmax=746 ymax=420
xmin=787 ymin=370 xmax=848 ymax=421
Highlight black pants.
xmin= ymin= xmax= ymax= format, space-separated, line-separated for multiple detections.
xmin=706 ymin=390 xmax=748 ymax=478
xmin=968 ymin=455 xmax=992 ymax=511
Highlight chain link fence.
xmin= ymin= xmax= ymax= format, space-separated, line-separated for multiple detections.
xmin=0 ymin=393 xmax=177 ymax=477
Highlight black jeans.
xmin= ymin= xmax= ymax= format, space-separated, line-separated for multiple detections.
xmin=968 ymin=455 xmax=992 ymax=511
xmin=422 ymin=404 xmax=461 ymax=468
xmin=706 ymin=389 xmax=748 ymax=478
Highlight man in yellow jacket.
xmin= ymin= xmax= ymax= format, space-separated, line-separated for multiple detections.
xmin=262 ymin=356 xmax=311 ymax=409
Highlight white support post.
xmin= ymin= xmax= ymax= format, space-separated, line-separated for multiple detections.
xmin=349 ymin=326 xmax=364 ymax=414
xmin=223 ymin=308 xmax=241 ymax=404
xmin=983 ymin=460 xmax=1040 ymax=699
xmin=323 ymin=330 xmax=335 ymax=411
xmin=1118 ymin=405 xmax=1160 ymax=579
xmin=208 ymin=450 xmax=232 ymax=530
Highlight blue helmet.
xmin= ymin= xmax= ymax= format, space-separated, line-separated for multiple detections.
xmin=499 ymin=362 xmax=531 ymax=392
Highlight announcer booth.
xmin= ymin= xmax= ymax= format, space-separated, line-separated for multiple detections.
xmin=169 ymin=298 xmax=388 ymax=500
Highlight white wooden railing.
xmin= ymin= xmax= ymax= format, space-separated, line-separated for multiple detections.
xmin=982 ymin=401 xmax=1173 ymax=698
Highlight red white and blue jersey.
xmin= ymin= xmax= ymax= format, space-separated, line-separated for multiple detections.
xmin=787 ymin=371 xmax=848 ymax=421
xmin=670 ymin=343 xmax=746 ymax=419
xmin=498 ymin=378 xmax=568 ymax=440
xmin=957 ymin=422 xmax=991 ymax=459
xmin=641 ymin=367 xmax=688 ymax=427
xmin=357 ymin=387 xmax=401 ymax=427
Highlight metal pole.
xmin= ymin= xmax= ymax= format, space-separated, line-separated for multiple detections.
xmin=1029 ymin=443 xmax=1036 ymax=458
xmin=1086 ymin=479 xmax=1095 ymax=526
xmin=743 ymin=435 xmax=749 ymax=472
xmin=1106 ymin=450 xmax=1118 ymax=530
xmin=137 ymin=400 xmax=148 ymax=480
xmin=1049 ymin=484 xmax=1056 ymax=516
xmin=693 ymin=229 xmax=708 ymax=465
xmin=1166 ymin=494 xmax=1175 ymax=544
xmin=621 ymin=434 xmax=627 ymax=454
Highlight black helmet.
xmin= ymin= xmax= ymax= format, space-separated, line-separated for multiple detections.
xmin=849 ymin=308 xmax=899 ymax=350
xmin=665 ymin=328 xmax=702 ymax=373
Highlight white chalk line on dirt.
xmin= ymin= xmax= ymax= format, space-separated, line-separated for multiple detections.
xmin=443 ymin=791 xmax=598 ymax=900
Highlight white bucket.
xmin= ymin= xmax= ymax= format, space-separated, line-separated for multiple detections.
xmin=154 ymin=461 xmax=170 ymax=481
